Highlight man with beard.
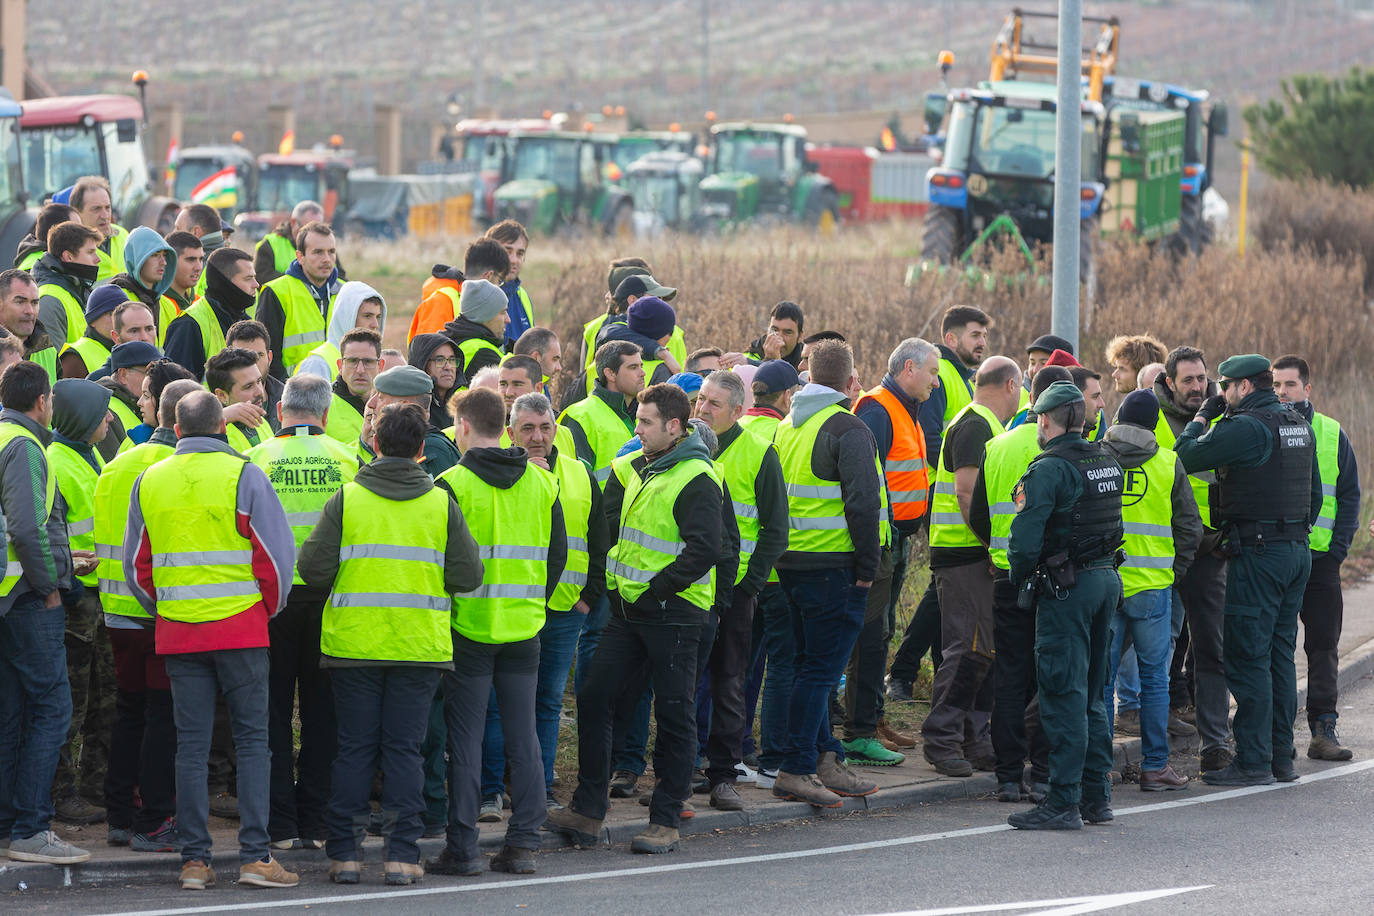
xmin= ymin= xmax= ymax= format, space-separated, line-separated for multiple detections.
xmin=1151 ymin=346 xmax=1231 ymax=770
xmin=887 ymin=306 xmax=991 ymax=702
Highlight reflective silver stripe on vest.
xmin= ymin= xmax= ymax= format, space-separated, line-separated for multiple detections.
xmin=1320 ymin=483 xmax=1337 ymax=498
xmin=98 ymin=577 xmax=134 ymax=597
xmin=1122 ymin=555 xmax=1173 ymax=569
xmin=990 ymin=501 xmax=1017 ymax=516
xmin=619 ymin=527 xmax=684 ymax=556
xmin=567 ymin=537 xmax=589 ymax=553
xmin=4 ymin=560 xmax=22 ymax=577
xmin=889 ymin=489 xmax=928 ymax=503
xmin=739 ymin=539 xmax=757 ymax=555
xmin=609 ymin=559 xmax=654 ymax=583
xmin=458 ymin=583 xmax=547 ymax=600
xmin=559 ymin=570 xmax=589 ymax=587
xmin=788 ymin=516 xmax=849 ymax=531
xmin=339 ymin=544 xmax=443 ymax=564
xmin=933 ymin=481 xmax=957 ymax=496
xmin=884 ymin=457 xmax=926 ymax=472
xmin=787 ymin=483 xmax=841 ymax=500
xmin=731 ymin=500 xmax=759 ymax=519
xmin=152 ymin=549 xmax=253 ymax=567
xmin=332 ymin=591 xmax=451 ymax=612
xmin=930 ymin=512 xmax=965 ymax=526
xmin=1189 ymin=470 xmax=1217 ymax=485
xmin=95 ymin=543 xmax=121 ymax=560
xmin=594 ymin=466 xmax=612 ymax=484
xmin=157 ymin=581 xmax=260 ymax=601
xmin=68 ymin=518 xmax=95 ymax=537
xmin=1123 ymin=522 xmax=1172 ymax=538
xmin=476 ymin=545 xmax=546 ymax=562
xmin=286 ymin=510 xmax=322 ymax=527
xmin=990 ymin=536 xmax=1010 ymax=550
xmin=1313 ymin=517 xmax=1335 ymax=531
xmin=283 ymin=331 xmax=326 ymax=350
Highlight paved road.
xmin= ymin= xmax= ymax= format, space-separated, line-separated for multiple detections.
xmin=15 ymin=674 xmax=1374 ymax=916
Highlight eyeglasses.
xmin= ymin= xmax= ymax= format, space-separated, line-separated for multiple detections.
xmin=1218 ymin=379 xmax=1231 ymax=391
xmin=428 ymin=356 xmax=460 ymax=368
xmin=342 ymin=357 xmax=380 ymax=369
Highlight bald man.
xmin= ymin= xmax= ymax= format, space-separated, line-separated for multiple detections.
xmin=920 ymin=355 xmax=1024 ymax=776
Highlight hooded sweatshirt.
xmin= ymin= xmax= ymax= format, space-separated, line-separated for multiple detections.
xmin=441 ymin=314 xmax=504 ymax=378
xmin=438 ymin=445 xmax=567 ymax=602
xmin=14 ymin=233 xmax=44 ymax=269
xmin=51 ymin=379 xmax=112 ymax=473
xmin=162 ymin=260 xmax=256 ymax=379
xmin=298 ymin=455 xmax=486 ymax=668
xmin=33 ymin=252 xmax=96 ymax=346
xmin=256 ymin=259 xmax=342 ymax=380
xmin=294 ymin=280 xmax=388 ymax=381
xmin=1103 ymin=422 xmax=1202 ymax=582
xmin=592 ymin=319 xmax=672 ymax=386
xmin=0 ymin=408 xmax=72 ymax=615
xmin=407 ymin=332 xmax=466 ymax=429
xmin=110 ymin=227 xmax=176 ymax=335
xmin=600 ymin=430 xmax=728 ymax=624
xmin=775 ymin=383 xmax=883 ymax=583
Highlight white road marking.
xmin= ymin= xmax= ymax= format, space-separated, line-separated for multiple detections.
xmin=859 ymin=885 xmax=1210 ymax=915
xmin=89 ymin=758 xmax=1374 ymax=916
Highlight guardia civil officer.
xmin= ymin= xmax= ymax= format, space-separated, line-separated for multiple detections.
xmin=1005 ymin=381 xmax=1124 ymax=830
xmin=1173 ymin=354 xmax=1322 ymax=787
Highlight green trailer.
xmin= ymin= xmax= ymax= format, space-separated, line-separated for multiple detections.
xmin=1100 ymin=108 xmax=1185 ymax=241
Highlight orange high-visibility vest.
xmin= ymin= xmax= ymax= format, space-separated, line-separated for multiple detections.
xmin=856 ymin=384 xmax=930 ymax=522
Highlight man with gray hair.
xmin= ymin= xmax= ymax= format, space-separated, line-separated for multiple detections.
xmin=247 ymin=372 xmax=361 ymax=851
xmin=849 ymin=337 xmax=942 ymax=763
xmin=255 ymin=200 xmax=326 ymax=285
xmin=691 ymin=370 xmax=789 ymax=809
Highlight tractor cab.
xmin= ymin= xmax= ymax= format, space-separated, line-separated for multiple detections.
xmin=494 ymin=130 xmax=633 ymax=236
xmin=453 ymin=118 xmax=550 ymax=227
xmin=625 ymin=151 xmax=703 ymax=235
xmin=699 ymin=122 xmax=837 ymax=228
xmin=172 ymin=144 xmax=257 ymax=220
xmin=606 ymin=130 xmax=697 ymax=183
xmin=0 ymin=92 xmax=32 ymax=266
xmin=240 ymin=152 xmax=352 ymax=240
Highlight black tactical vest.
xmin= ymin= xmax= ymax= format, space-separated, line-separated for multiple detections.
xmin=1214 ymin=404 xmax=1314 ymax=527
xmin=1035 ymin=437 xmax=1125 ymax=562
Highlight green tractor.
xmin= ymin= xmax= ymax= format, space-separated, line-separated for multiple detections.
xmin=606 ymin=130 xmax=697 ymax=184
xmin=493 ymin=130 xmax=634 ymax=236
xmin=696 ymin=122 xmax=838 ymax=231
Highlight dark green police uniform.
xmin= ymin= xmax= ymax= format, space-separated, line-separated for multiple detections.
xmin=1006 ymin=382 xmax=1124 ymax=828
xmin=1173 ymin=354 xmax=1321 ymax=785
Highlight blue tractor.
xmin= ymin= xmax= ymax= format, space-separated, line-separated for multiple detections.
xmin=0 ymin=90 xmax=33 ymax=268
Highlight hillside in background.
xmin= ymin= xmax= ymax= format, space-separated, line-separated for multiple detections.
xmin=24 ymin=0 xmax=1374 ymax=199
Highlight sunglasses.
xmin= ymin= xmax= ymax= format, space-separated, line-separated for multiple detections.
xmin=1218 ymin=379 xmax=1231 ymax=391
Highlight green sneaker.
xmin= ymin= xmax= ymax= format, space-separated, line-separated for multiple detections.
xmin=840 ymin=736 xmax=905 ymax=767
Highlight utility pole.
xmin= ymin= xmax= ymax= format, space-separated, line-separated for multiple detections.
xmin=474 ymin=0 xmax=486 ymax=110
xmin=701 ymin=0 xmax=710 ymax=114
xmin=1050 ymin=0 xmax=1082 ymax=353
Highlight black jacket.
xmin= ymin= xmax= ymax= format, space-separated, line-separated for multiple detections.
xmin=32 ymin=253 xmax=92 ymax=346
xmin=441 ymin=315 xmax=504 ymax=378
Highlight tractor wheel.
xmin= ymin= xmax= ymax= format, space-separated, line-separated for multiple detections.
xmin=1079 ymin=215 xmax=1099 ymax=304
xmin=920 ymin=206 xmax=961 ymax=264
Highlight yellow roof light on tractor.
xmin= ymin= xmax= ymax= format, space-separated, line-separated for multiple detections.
xmin=988 ymin=8 xmax=1119 ymax=103
xmin=938 ymin=50 xmax=955 ymax=72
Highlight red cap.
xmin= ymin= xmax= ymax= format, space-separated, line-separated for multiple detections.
xmin=1045 ymin=348 xmax=1081 ymax=368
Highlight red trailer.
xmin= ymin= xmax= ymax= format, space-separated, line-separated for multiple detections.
xmin=805 ymin=145 xmax=934 ymax=222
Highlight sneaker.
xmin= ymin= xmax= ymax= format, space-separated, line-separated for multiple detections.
xmin=876 ymin=717 xmax=917 ymax=749
xmin=841 ymin=736 xmax=905 ymax=767
xmin=1114 ymin=708 xmax=1141 ymax=737
xmin=742 ymin=752 xmax=761 ymax=770
xmin=384 ymin=860 xmax=424 ymax=886
xmin=239 ymin=856 xmax=299 ymax=888
xmin=6 ymin=830 xmax=91 ymax=864
xmin=631 ymin=824 xmax=680 ymax=854
xmin=1140 ymin=764 xmax=1190 ymax=792
xmin=691 ymin=768 xmax=710 ymax=795
xmin=1273 ymin=758 xmax=1300 ymax=783
xmin=772 ymin=771 xmax=842 ymax=808
xmin=885 ymin=676 xmax=916 ymax=702
xmin=426 ymin=848 xmax=484 ymax=876
xmin=754 ymin=767 xmax=778 ymax=790
xmin=608 ymin=769 xmax=640 ymax=798
xmin=1200 ymin=746 xmax=1235 ymax=772
xmin=490 ymin=845 xmax=535 ymax=874
xmin=478 ymin=794 xmax=504 ymax=823
xmin=545 ymin=791 xmax=564 ymax=811
xmin=209 ymin=792 xmax=239 ymax=820
xmin=1079 ymin=798 xmax=1114 ymax=824
xmin=180 ymin=859 xmax=216 ymax=890
xmin=1200 ymin=762 xmax=1276 ymax=787
xmin=543 ymin=806 xmax=603 ymax=848
xmin=1308 ymin=715 xmax=1354 ymax=761
xmin=709 ymin=782 xmax=745 ymax=811
xmin=53 ymin=795 xmax=106 ymax=826
xmin=329 ymin=859 xmax=361 ymax=884
xmin=817 ymin=751 xmax=878 ymax=797
xmin=733 ymin=761 xmax=759 ymax=783
xmin=1167 ymin=713 xmax=1197 ymax=737
xmin=269 ymin=836 xmax=321 ymax=850
xmin=131 ymin=817 xmax=182 ymax=853
xmin=1008 ymin=801 xmax=1083 ymax=831
xmin=108 ymin=826 xmax=131 ymax=847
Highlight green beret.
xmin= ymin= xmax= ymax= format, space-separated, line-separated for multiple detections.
xmin=373 ymin=365 xmax=434 ymax=397
xmin=1217 ymin=353 xmax=1269 ymax=380
xmin=1032 ymin=379 xmax=1084 ymax=414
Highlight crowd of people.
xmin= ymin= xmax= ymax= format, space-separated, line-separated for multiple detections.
xmin=0 ymin=173 xmax=1360 ymax=889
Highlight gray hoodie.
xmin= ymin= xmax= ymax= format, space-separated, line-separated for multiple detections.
xmin=52 ymin=379 xmax=113 ymax=444
xmin=294 ymin=280 xmax=387 ymax=381
xmin=0 ymin=409 xmax=72 ymax=614
xmin=775 ymin=383 xmax=883 ymax=582
xmin=1103 ymin=422 xmax=1203 ymax=582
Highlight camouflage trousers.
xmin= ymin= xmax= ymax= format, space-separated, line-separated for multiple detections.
xmin=53 ymin=586 xmax=115 ymax=803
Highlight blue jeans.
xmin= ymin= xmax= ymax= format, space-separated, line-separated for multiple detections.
xmin=756 ymin=583 xmax=795 ymax=772
xmin=0 ymin=596 xmax=71 ymax=840
xmin=574 ymin=594 xmax=611 ymax=696
xmin=1114 ymin=647 xmax=1141 ymax=711
xmin=1105 ymin=589 xmax=1172 ymax=770
xmin=481 ymin=608 xmax=586 ymax=794
xmin=777 ymin=567 xmax=867 ymax=774
xmin=165 ymin=648 xmax=272 ymax=865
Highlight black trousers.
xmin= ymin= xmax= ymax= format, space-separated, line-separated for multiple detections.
xmin=104 ymin=627 xmax=176 ymax=833
xmin=844 ymin=548 xmax=895 ymax=739
xmin=888 ymin=578 xmax=943 ymax=682
xmin=575 ymin=615 xmax=702 ymax=828
xmin=268 ymin=595 xmax=336 ymax=842
xmin=706 ymin=589 xmax=757 ymax=785
xmin=1300 ymin=552 xmax=1343 ymax=723
xmin=990 ymin=577 xmax=1049 ymax=785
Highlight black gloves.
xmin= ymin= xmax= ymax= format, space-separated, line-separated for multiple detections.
xmin=1196 ymin=394 xmax=1227 ymax=422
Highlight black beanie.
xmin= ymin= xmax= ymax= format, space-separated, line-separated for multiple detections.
xmin=1117 ymin=389 xmax=1160 ymax=430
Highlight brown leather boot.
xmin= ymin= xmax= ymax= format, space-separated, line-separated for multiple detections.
xmin=1139 ymin=764 xmax=1190 ymax=792
xmin=876 ymin=717 xmax=916 ymax=749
